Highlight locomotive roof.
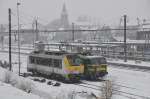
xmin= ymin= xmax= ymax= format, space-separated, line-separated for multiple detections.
xmin=80 ymin=55 xmax=104 ymax=59
xmin=30 ymin=50 xmax=79 ymax=56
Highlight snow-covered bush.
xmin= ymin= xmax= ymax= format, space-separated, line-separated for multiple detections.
xmin=56 ymin=90 xmax=97 ymax=99
xmin=10 ymin=77 xmax=18 ymax=86
xmin=17 ymin=79 xmax=35 ymax=93
xmin=0 ymin=68 xmax=36 ymax=95
xmin=2 ymin=70 xmax=18 ymax=87
xmin=0 ymin=60 xmax=10 ymax=69
xmin=56 ymin=90 xmax=75 ymax=99
xmin=3 ymin=70 xmax=12 ymax=84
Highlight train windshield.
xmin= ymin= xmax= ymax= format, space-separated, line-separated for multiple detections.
xmin=67 ymin=55 xmax=81 ymax=66
xmin=86 ymin=57 xmax=107 ymax=64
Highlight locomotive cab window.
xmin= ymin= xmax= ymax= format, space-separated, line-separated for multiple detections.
xmin=67 ymin=55 xmax=81 ymax=66
xmin=84 ymin=57 xmax=107 ymax=65
xmin=100 ymin=58 xmax=107 ymax=64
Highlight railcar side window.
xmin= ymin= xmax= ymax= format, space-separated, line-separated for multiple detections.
xmin=49 ymin=59 xmax=52 ymax=66
xmin=38 ymin=58 xmax=51 ymax=66
xmin=29 ymin=56 xmax=35 ymax=64
xmin=29 ymin=56 xmax=53 ymax=66
xmin=29 ymin=56 xmax=62 ymax=68
xmin=58 ymin=60 xmax=62 ymax=68
xmin=54 ymin=59 xmax=62 ymax=68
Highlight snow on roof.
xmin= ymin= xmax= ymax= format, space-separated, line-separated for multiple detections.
xmin=74 ymin=21 xmax=91 ymax=26
xmin=103 ymin=40 xmax=149 ymax=44
xmin=12 ymin=24 xmax=32 ymax=30
xmin=142 ymin=24 xmax=150 ymax=29
xmin=85 ymin=55 xmax=104 ymax=59
xmin=113 ymin=36 xmax=130 ymax=41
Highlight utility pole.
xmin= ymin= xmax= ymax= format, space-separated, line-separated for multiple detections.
xmin=17 ymin=2 xmax=21 ymax=76
xmin=124 ymin=15 xmax=127 ymax=62
xmin=8 ymin=8 xmax=12 ymax=71
xmin=72 ymin=23 xmax=74 ymax=42
xmin=32 ymin=19 xmax=35 ymax=47
xmin=35 ymin=19 xmax=39 ymax=41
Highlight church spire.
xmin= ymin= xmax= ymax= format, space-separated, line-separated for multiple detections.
xmin=62 ymin=3 xmax=67 ymax=13
xmin=61 ymin=2 xmax=69 ymax=29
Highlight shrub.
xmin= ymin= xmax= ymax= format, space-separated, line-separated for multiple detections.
xmin=3 ymin=70 xmax=12 ymax=84
xmin=17 ymin=79 xmax=35 ymax=93
xmin=56 ymin=90 xmax=75 ymax=99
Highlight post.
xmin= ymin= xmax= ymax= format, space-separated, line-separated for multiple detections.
xmin=72 ymin=23 xmax=74 ymax=42
xmin=8 ymin=8 xmax=12 ymax=71
xmin=32 ymin=20 xmax=35 ymax=47
xmin=35 ymin=19 xmax=39 ymax=41
xmin=17 ymin=2 xmax=21 ymax=76
xmin=124 ymin=15 xmax=127 ymax=62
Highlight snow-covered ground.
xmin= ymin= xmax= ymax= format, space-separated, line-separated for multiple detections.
xmin=108 ymin=67 xmax=150 ymax=99
xmin=0 ymin=67 xmax=43 ymax=99
xmin=0 ymin=81 xmax=43 ymax=99
xmin=0 ymin=52 xmax=150 ymax=99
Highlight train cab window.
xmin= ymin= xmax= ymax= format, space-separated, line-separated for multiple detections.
xmin=100 ymin=58 xmax=107 ymax=64
xmin=90 ymin=58 xmax=99 ymax=64
xmin=87 ymin=58 xmax=107 ymax=65
xmin=67 ymin=55 xmax=81 ymax=66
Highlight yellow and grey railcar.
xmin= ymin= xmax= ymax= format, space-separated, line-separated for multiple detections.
xmin=27 ymin=51 xmax=84 ymax=82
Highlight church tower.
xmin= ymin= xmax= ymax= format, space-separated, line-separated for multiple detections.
xmin=60 ymin=3 xmax=69 ymax=29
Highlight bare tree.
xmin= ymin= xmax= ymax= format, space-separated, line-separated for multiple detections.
xmin=67 ymin=90 xmax=75 ymax=99
xmin=100 ymin=80 xmax=119 ymax=99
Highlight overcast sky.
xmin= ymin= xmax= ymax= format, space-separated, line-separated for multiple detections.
xmin=0 ymin=0 xmax=150 ymax=26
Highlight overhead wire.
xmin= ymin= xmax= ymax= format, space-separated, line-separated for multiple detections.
xmin=4 ymin=8 xmax=150 ymax=33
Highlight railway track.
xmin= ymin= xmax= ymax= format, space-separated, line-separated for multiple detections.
xmin=78 ymin=81 xmax=150 ymax=99
xmin=109 ymin=65 xmax=150 ymax=74
xmin=81 ymin=80 xmax=137 ymax=90
xmin=108 ymin=62 xmax=150 ymax=73
xmin=24 ymin=73 xmax=150 ymax=99
xmin=13 ymin=70 xmax=150 ymax=99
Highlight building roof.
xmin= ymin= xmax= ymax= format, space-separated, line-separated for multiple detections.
xmin=103 ymin=40 xmax=150 ymax=45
